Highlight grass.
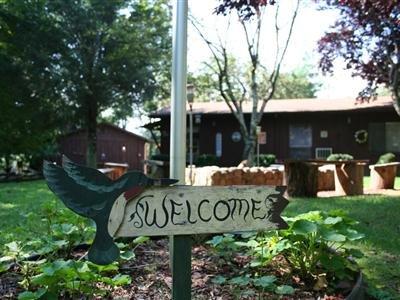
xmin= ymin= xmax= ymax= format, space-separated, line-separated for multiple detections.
xmin=364 ymin=176 xmax=400 ymax=189
xmin=0 ymin=180 xmax=84 ymax=246
xmin=1 ymin=180 xmax=400 ymax=298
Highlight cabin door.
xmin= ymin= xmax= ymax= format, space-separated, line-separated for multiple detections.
xmin=289 ymin=124 xmax=312 ymax=159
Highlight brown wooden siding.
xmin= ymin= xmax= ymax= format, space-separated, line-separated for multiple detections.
xmin=59 ymin=124 xmax=147 ymax=171
xmin=157 ymin=108 xmax=400 ymax=167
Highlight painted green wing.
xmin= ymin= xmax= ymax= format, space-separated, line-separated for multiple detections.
xmin=62 ymin=155 xmax=116 ymax=192
xmin=43 ymin=161 xmax=107 ymax=217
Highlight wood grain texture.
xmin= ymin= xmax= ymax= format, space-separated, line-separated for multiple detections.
xmin=114 ymin=185 xmax=288 ymax=237
xmin=108 ymin=193 xmax=128 ymax=237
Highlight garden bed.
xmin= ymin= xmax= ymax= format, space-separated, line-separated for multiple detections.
xmin=0 ymin=238 xmax=362 ymax=300
xmin=1 ymin=181 xmax=399 ymax=298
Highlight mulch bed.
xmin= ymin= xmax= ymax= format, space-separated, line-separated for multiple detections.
xmin=0 ymin=239 xmax=358 ymax=299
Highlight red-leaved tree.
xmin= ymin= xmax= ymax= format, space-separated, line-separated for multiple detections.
xmin=215 ymin=0 xmax=276 ymax=20
xmin=317 ymin=0 xmax=400 ymax=115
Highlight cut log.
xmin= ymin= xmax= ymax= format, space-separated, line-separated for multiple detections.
xmin=284 ymin=161 xmax=319 ymax=197
xmin=369 ymin=162 xmax=400 ymax=189
xmin=334 ymin=163 xmax=364 ymax=195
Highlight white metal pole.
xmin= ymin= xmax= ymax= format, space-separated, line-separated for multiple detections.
xmin=170 ymin=0 xmax=187 ymax=183
xmin=169 ymin=1 xmax=191 ymax=299
xmin=189 ymin=104 xmax=193 ymax=185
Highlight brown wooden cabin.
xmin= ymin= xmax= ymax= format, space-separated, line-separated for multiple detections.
xmin=59 ymin=123 xmax=149 ymax=171
xmin=148 ymin=96 xmax=400 ymax=168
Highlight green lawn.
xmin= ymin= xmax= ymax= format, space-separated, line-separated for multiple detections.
xmin=1 ymin=180 xmax=400 ymax=298
xmin=364 ymin=176 xmax=400 ymax=189
xmin=0 ymin=180 xmax=85 ymax=246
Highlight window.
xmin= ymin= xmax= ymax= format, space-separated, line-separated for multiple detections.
xmin=215 ymin=133 xmax=222 ymax=157
xmin=315 ymin=147 xmax=333 ymax=159
xmin=369 ymin=122 xmax=400 ymax=153
xmin=386 ymin=123 xmax=400 ymax=152
xmin=289 ymin=125 xmax=312 ymax=148
xmin=289 ymin=124 xmax=312 ymax=159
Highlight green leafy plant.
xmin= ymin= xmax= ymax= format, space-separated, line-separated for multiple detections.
xmin=212 ymin=274 xmax=295 ymax=297
xmin=19 ymin=259 xmax=131 ymax=299
xmin=195 ymin=154 xmax=218 ymax=167
xmin=207 ymin=234 xmax=239 ymax=262
xmin=327 ymin=153 xmax=354 ymax=161
xmin=267 ymin=211 xmax=363 ymax=283
xmin=219 ymin=211 xmax=365 ymax=293
xmin=256 ymin=154 xmax=276 ymax=167
xmin=377 ymin=152 xmax=396 ymax=164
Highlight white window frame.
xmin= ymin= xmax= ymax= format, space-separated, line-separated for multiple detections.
xmin=315 ymin=147 xmax=333 ymax=159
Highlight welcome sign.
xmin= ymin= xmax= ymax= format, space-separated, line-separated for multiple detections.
xmin=43 ymin=157 xmax=288 ymax=267
xmin=109 ymin=186 xmax=288 ymax=238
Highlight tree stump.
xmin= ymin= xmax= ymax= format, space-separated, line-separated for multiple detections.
xmin=334 ymin=163 xmax=364 ymax=195
xmin=369 ymin=162 xmax=400 ymax=189
xmin=284 ymin=161 xmax=319 ymax=197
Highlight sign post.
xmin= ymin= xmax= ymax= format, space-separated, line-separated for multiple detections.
xmin=169 ymin=0 xmax=191 ymax=299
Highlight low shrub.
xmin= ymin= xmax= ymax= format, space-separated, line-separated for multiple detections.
xmin=150 ymin=154 xmax=169 ymax=161
xmin=195 ymin=154 xmax=218 ymax=167
xmin=327 ymin=153 xmax=354 ymax=161
xmin=377 ymin=152 xmax=396 ymax=164
xmin=208 ymin=210 xmax=364 ymax=293
xmin=255 ymin=154 xmax=276 ymax=167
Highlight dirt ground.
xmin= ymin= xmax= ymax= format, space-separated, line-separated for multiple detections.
xmin=1 ymin=238 xmax=355 ymax=299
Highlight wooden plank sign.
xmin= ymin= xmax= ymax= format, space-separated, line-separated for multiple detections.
xmin=110 ymin=185 xmax=288 ymax=238
xmin=43 ymin=156 xmax=288 ymax=266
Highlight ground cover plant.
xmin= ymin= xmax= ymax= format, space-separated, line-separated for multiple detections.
xmin=207 ymin=210 xmax=365 ymax=298
xmin=0 ymin=180 xmax=399 ymax=298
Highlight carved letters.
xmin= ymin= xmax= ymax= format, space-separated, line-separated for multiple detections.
xmin=113 ymin=186 xmax=288 ymax=237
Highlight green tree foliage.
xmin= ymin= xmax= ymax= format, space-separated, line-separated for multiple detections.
xmin=273 ymin=69 xmax=319 ymax=99
xmin=0 ymin=0 xmax=171 ymax=167
xmin=188 ymin=65 xmax=318 ymax=102
xmin=0 ymin=0 xmax=65 ymax=168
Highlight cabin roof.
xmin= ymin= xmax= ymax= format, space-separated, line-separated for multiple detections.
xmin=150 ymin=96 xmax=394 ymax=117
xmin=62 ymin=123 xmax=150 ymax=142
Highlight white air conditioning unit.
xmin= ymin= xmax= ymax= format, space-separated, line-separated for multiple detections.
xmin=315 ymin=147 xmax=333 ymax=159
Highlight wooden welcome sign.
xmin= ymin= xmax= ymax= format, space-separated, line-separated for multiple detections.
xmin=111 ymin=185 xmax=288 ymax=237
xmin=43 ymin=156 xmax=288 ymax=267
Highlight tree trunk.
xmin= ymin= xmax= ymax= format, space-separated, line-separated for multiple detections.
xmin=86 ymin=95 xmax=98 ymax=168
xmin=393 ymin=92 xmax=400 ymax=117
xmin=243 ymin=134 xmax=256 ymax=166
xmin=284 ymin=161 xmax=319 ymax=197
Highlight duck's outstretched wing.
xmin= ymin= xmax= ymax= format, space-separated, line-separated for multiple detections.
xmin=43 ymin=161 xmax=107 ymax=217
xmin=62 ymin=155 xmax=115 ymax=192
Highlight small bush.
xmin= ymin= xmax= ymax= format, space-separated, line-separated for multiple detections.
xmin=377 ymin=153 xmax=396 ymax=164
xmin=150 ymin=154 xmax=169 ymax=161
xmin=327 ymin=153 xmax=354 ymax=161
xmin=256 ymin=154 xmax=276 ymax=167
xmin=195 ymin=154 xmax=218 ymax=167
